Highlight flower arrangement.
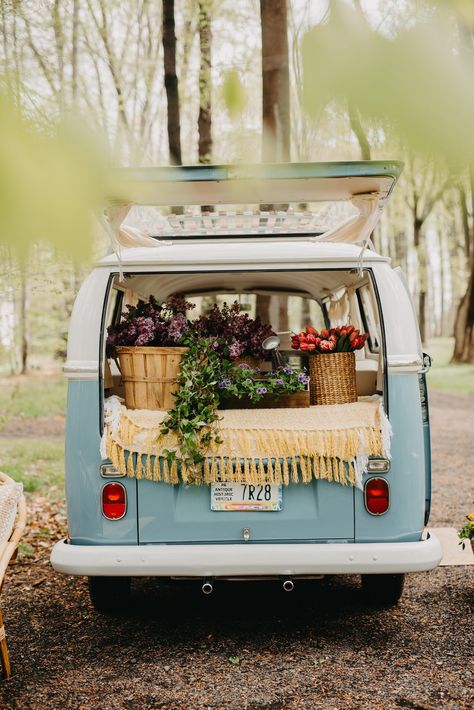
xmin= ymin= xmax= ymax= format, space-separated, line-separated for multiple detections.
xmin=160 ymin=347 xmax=310 ymax=473
xmin=218 ymin=363 xmax=310 ymax=402
xmin=106 ymin=293 xmax=195 ymax=357
xmin=291 ymin=324 xmax=368 ymax=353
xmin=457 ymin=512 xmax=474 ymax=550
xmin=160 ymin=336 xmax=225 ymax=473
xmin=193 ymin=301 xmax=275 ymax=360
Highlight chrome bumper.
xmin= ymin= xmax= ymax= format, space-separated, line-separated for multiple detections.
xmin=51 ymin=534 xmax=442 ymax=577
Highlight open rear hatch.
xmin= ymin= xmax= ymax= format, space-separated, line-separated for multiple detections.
xmin=108 ymin=160 xmax=402 ymax=245
xmin=103 ymin=161 xmax=401 ymax=545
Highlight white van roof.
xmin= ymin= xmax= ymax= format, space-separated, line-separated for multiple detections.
xmin=99 ymin=240 xmax=389 ymax=269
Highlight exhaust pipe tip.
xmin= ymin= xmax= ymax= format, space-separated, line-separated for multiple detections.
xmin=202 ymin=579 xmax=213 ymax=595
xmin=282 ymin=578 xmax=294 ymax=592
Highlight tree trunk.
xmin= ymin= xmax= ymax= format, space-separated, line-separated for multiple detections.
xmin=349 ymin=2 xmax=371 ymax=161
xmin=414 ymin=218 xmax=428 ymax=344
xmin=71 ymin=0 xmax=79 ymax=102
xmin=438 ymin=230 xmax=445 ymax=336
xmin=198 ymin=0 xmax=212 ymax=165
xmin=348 ymin=101 xmax=371 ymax=160
xmin=162 ymin=0 xmax=182 ymax=165
xmin=278 ymin=296 xmax=289 ymax=332
xmin=469 ymin=165 xmax=474 ymax=254
xmin=256 ymin=294 xmax=271 ymax=325
xmin=452 ymin=260 xmax=474 ymax=362
xmin=458 ymin=183 xmax=471 ymax=259
xmin=19 ymin=267 xmax=28 ymax=375
xmin=453 ymin=167 xmax=474 ymax=362
xmin=260 ymin=0 xmax=290 ymax=163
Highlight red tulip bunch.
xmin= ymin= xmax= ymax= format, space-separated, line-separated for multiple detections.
xmin=291 ymin=325 xmax=368 ymax=353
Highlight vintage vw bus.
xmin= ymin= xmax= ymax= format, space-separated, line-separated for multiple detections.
xmin=51 ymin=162 xmax=442 ymax=611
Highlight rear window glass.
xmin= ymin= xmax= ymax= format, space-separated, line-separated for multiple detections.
xmin=357 ymin=285 xmax=380 ymax=353
xmin=187 ymin=293 xmax=326 ymax=339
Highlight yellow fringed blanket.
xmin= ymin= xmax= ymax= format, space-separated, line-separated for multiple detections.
xmin=101 ymin=396 xmax=392 ymax=489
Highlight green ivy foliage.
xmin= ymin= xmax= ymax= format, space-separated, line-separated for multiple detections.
xmin=159 ymin=337 xmax=309 ymax=475
xmin=159 ymin=337 xmax=226 ymax=475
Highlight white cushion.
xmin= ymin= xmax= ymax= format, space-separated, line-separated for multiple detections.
xmin=0 ymin=482 xmax=23 ymax=546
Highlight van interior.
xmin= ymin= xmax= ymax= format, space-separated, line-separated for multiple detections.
xmin=103 ymin=268 xmax=384 ymax=401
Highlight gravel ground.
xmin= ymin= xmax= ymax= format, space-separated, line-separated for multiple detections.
xmin=429 ymin=391 xmax=474 ymax=527
xmin=0 ymin=390 xmax=472 ymax=710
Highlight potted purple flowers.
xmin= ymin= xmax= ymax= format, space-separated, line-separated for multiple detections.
xmin=193 ymin=301 xmax=275 ymax=366
xmin=218 ymin=363 xmax=310 ymax=409
xmin=106 ymin=293 xmax=195 ymax=410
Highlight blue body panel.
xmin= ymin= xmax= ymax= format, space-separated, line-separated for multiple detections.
xmin=138 ymin=478 xmax=354 ymax=543
xmin=355 ymin=375 xmax=426 ymax=543
xmin=66 ymin=380 xmax=138 ymax=545
xmin=419 ymin=373 xmax=432 ymax=525
xmin=66 ymin=375 xmax=430 ymax=548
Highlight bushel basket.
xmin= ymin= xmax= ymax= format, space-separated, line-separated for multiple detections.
xmin=116 ymin=346 xmax=187 ymax=410
xmin=308 ymin=351 xmax=358 ymax=406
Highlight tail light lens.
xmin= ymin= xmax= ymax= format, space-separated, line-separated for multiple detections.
xmin=102 ymin=482 xmax=127 ymax=520
xmin=364 ymin=477 xmax=390 ymax=515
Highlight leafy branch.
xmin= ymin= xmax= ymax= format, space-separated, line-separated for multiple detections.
xmin=159 ymin=337 xmax=227 ymax=475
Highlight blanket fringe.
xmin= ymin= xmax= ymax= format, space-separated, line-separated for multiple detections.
xmin=106 ymin=436 xmax=365 ymax=487
xmin=101 ymin=396 xmax=392 ymax=488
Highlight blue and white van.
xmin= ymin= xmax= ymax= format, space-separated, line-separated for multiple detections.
xmin=51 ymin=162 xmax=442 ymax=611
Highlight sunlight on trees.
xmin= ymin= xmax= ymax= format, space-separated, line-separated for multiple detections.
xmin=0 ymin=92 xmax=107 ymax=259
xmin=302 ymin=1 xmax=474 ymax=169
xmin=1 ymin=0 xmax=474 ymax=368
xmin=301 ymin=0 xmax=474 ymax=362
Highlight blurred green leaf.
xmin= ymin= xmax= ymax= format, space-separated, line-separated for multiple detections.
xmin=222 ymin=70 xmax=247 ymax=117
xmin=438 ymin=0 xmax=474 ymax=26
xmin=0 ymin=89 xmax=109 ymax=259
xmin=302 ymin=1 xmax=474 ymax=168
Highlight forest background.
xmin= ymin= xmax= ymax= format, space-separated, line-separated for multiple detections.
xmin=0 ymin=0 xmax=474 ymax=385
xmin=0 ymin=7 xmax=472 ymax=705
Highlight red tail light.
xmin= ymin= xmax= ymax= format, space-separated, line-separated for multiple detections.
xmin=102 ymin=482 xmax=127 ymax=520
xmin=364 ymin=477 xmax=390 ymax=515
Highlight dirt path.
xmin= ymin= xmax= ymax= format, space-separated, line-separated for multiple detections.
xmin=0 ymin=416 xmax=65 ymax=439
xmin=429 ymin=391 xmax=474 ymax=527
xmin=0 ymin=391 xmax=472 ymax=710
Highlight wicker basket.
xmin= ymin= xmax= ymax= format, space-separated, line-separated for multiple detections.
xmin=116 ymin=346 xmax=188 ymax=410
xmin=308 ymin=352 xmax=358 ymax=406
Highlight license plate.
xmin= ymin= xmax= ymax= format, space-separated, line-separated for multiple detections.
xmin=211 ymin=482 xmax=282 ymax=511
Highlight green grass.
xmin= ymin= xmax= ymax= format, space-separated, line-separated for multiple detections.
xmin=426 ymin=337 xmax=474 ymax=396
xmin=0 ymin=374 xmax=66 ymax=420
xmin=0 ymin=438 xmax=64 ymax=497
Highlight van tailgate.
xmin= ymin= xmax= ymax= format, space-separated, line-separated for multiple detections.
xmin=137 ymin=479 xmax=354 ymax=543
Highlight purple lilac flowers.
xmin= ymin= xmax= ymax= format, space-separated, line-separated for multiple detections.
xmin=194 ymin=301 xmax=275 ymax=360
xmin=106 ymin=292 xmax=195 ymax=356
